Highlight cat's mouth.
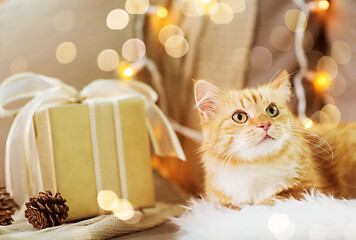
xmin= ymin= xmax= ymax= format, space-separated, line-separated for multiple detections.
xmin=258 ymin=134 xmax=275 ymax=144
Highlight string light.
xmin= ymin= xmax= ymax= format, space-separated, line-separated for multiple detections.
xmin=317 ymin=0 xmax=329 ymax=11
xmin=303 ymin=118 xmax=314 ymax=129
xmin=147 ymin=6 xmax=168 ymax=18
xmin=116 ymin=59 xmax=146 ymax=80
xmin=123 ymin=67 xmax=134 ymax=77
xmin=292 ymin=0 xmax=330 ymax=121
xmin=156 ymin=7 xmax=168 ymax=18
xmin=313 ymin=72 xmax=331 ymax=93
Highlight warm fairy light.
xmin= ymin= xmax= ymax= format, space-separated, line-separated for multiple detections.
xmin=97 ymin=49 xmax=120 ymax=72
xmin=117 ymin=60 xmax=145 ymax=80
xmin=268 ymin=213 xmax=290 ymax=234
xmin=331 ymin=40 xmax=352 ymax=65
xmin=106 ymin=9 xmax=129 ymax=30
xmin=56 ymin=42 xmax=77 ymax=64
xmin=303 ymin=118 xmax=314 ymax=129
xmin=156 ymin=7 xmax=168 ymax=18
xmin=125 ymin=0 xmax=149 ymax=14
xmin=123 ymin=67 xmax=134 ymax=77
xmin=158 ymin=25 xmax=184 ymax=45
xmin=320 ymin=104 xmax=341 ymax=128
xmin=113 ymin=199 xmax=135 ymax=221
xmin=122 ymin=38 xmax=146 ymax=62
xmin=54 ymin=10 xmax=75 ymax=32
xmin=284 ymin=9 xmax=307 ymax=32
xmin=209 ymin=2 xmax=233 ymax=24
xmin=97 ymin=190 xmax=119 ymax=211
xmin=313 ymin=72 xmax=331 ymax=92
xmin=317 ymin=0 xmax=329 ymax=11
xmin=164 ymin=35 xmax=189 ymax=58
xmin=269 ymin=26 xmax=293 ymax=51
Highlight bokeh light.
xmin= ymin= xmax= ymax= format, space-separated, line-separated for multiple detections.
xmin=249 ymin=47 xmax=273 ymax=71
xmin=122 ymin=38 xmax=146 ymax=62
xmin=56 ymin=41 xmax=77 ymax=64
xmin=209 ymin=2 xmax=234 ymax=24
xmin=344 ymin=223 xmax=356 ymax=240
xmin=331 ymin=40 xmax=352 ymax=65
xmin=97 ymin=190 xmax=119 ymax=211
xmin=274 ymin=222 xmax=295 ymax=240
xmin=313 ymin=72 xmax=331 ymax=93
xmin=309 ymin=224 xmax=329 ymax=240
xmin=97 ymin=49 xmax=120 ymax=72
xmin=158 ymin=25 xmax=184 ymax=45
xmin=156 ymin=7 xmax=168 ymax=18
xmin=10 ymin=56 xmax=28 ymax=74
xmin=317 ymin=0 xmax=330 ymax=11
xmin=125 ymin=0 xmax=149 ymax=14
xmin=177 ymin=0 xmax=205 ymax=17
xmin=221 ymin=0 xmax=245 ymax=13
xmin=284 ymin=9 xmax=307 ymax=32
xmin=303 ymin=118 xmax=314 ymax=129
xmin=117 ymin=61 xmax=136 ymax=80
xmin=268 ymin=213 xmax=290 ymax=234
xmin=269 ymin=26 xmax=294 ymax=51
xmin=106 ymin=9 xmax=129 ymax=30
xmin=320 ymin=104 xmax=341 ymax=128
xmin=54 ymin=10 xmax=75 ymax=31
xmin=113 ymin=199 xmax=135 ymax=221
xmin=317 ymin=56 xmax=338 ymax=79
xmin=327 ymin=73 xmax=346 ymax=96
xmin=164 ymin=35 xmax=189 ymax=58
xmin=123 ymin=67 xmax=134 ymax=77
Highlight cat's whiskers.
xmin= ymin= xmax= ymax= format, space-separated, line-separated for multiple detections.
xmin=288 ymin=133 xmax=332 ymax=162
xmin=287 ymin=125 xmax=334 ymax=160
xmin=285 ymin=138 xmax=319 ymax=169
xmin=288 ymin=132 xmax=333 ymax=159
xmin=272 ymin=128 xmax=333 ymax=160
xmin=288 ymin=123 xmax=331 ymax=145
xmin=216 ymin=143 xmax=233 ymax=160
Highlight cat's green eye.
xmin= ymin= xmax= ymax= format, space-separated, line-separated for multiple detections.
xmin=232 ymin=111 xmax=248 ymax=124
xmin=266 ymin=103 xmax=279 ymax=118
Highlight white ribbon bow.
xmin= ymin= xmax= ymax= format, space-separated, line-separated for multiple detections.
xmin=0 ymin=72 xmax=185 ymax=206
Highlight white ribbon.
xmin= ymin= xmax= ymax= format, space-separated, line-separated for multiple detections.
xmin=0 ymin=72 xmax=186 ymax=207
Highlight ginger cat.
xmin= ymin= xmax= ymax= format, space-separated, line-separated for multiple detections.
xmin=194 ymin=71 xmax=356 ymax=208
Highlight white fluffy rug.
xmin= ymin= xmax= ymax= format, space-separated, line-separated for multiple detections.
xmin=172 ymin=194 xmax=356 ymax=240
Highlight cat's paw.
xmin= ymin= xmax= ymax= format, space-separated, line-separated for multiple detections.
xmin=257 ymin=198 xmax=275 ymax=206
xmin=223 ymin=203 xmax=241 ymax=211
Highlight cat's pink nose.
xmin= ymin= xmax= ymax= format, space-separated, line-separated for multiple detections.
xmin=258 ymin=122 xmax=271 ymax=131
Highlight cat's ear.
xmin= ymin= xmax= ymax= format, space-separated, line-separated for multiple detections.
xmin=194 ymin=80 xmax=221 ymax=121
xmin=270 ymin=70 xmax=291 ymax=99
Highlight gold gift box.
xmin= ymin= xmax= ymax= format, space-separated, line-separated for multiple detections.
xmin=33 ymin=97 xmax=155 ymax=221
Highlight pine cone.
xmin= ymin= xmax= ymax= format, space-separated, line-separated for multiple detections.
xmin=0 ymin=186 xmax=16 ymax=226
xmin=25 ymin=191 xmax=69 ymax=230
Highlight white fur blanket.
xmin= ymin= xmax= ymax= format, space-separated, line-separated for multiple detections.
xmin=172 ymin=195 xmax=356 ymax=240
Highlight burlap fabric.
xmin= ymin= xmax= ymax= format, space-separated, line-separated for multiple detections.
xmin=0 ymin=171 xmax=185 ymax=240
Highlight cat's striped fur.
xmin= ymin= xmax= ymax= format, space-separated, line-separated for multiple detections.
xmin=195 ymin=71 xmax=356 ymax=208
